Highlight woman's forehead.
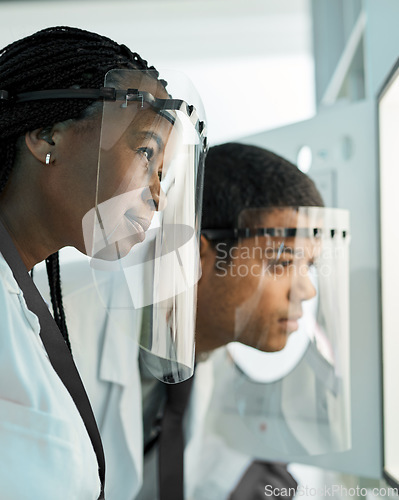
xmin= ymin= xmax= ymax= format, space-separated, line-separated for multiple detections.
xmin=239 ymin=237 xmax=322 ymax=257
xmin=240 ymin=207 xmax=308 ymax=228
xmin=237 ymin=208 xmax=323 ymax=257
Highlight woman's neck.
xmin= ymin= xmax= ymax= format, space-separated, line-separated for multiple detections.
xmin=0 ymin=176 xmax=60 ymax=271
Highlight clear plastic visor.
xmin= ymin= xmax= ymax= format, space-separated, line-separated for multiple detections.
xmin=82 ymin=69 xmax=207 ymax=383
xmin=206 ymin=207 xmax=351 ymax=457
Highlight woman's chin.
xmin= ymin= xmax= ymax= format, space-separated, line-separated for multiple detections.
xmin=250 ymin=332 xmax=289 ymax=353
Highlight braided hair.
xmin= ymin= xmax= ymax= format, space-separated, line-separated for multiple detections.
xmin=0 ymin=26 xmax=163 ymax=351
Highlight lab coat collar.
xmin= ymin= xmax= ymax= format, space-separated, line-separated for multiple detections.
xmin=0 ymin=254 xmax=41 ymax=336
xmin=0 ymin=253 xmax=23 ymax=294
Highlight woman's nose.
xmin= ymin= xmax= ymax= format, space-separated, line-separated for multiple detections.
xmin=142 ymin=179 xmax=167 ymax=211
xmin=290 ymin=265 xmax=317 ymax=302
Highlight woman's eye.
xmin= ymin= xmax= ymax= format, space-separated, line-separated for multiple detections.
xmin=137 ymin=147 xmax=154 ymax=161
xmin=273 ymin=255 xmax=294 ymax=267
xmin=268 ymin=259 xmax=292 ymax=269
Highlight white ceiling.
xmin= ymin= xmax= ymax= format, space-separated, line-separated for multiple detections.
xmin=0 ymin=0 xmax=311 ymax=63
xmin=0 ymin=0 xmax=314 ymax=143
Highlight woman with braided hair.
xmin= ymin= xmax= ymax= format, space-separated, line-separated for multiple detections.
xmin=0 ymin=26 xmax=207 ymax=499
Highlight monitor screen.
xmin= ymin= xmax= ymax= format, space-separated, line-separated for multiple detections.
xmin=378 ymin=58 xmax=399 ymax=489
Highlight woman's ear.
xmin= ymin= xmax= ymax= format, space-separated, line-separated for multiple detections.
xmin=200 ymin=233 xmax=211 ymax=260
xmin=199 ymin=234 xmax=218 ymax=280
xmin=25 ymin=127 xmax=55 ymax=164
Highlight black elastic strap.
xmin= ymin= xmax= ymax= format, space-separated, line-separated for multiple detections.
xmin=201 ymin=227 xmax=325 ymax=240
xmin=0 ymin=222 xmax=105 ymax=499
xmin=158 ymin=376 xmax=194 ymax=500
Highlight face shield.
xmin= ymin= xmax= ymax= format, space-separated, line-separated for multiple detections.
xmin=203 ymin=207 xmax=351 ymax=457
xmin=80 ymin=69 xmax=207 ymax=383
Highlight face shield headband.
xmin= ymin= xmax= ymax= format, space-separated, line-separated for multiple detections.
xmin=0 ymin=87 xmax=207 ymax=148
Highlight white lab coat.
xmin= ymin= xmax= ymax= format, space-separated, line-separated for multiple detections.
xmin=184 ymin=359 xmax=253 ymax=500
xmin=35 ymin=258 xmax=254 ymax=500
xmin=0 ymin=254 xmax=101 ymax=500
xmin=135 ymin=356 xmax=252 ymax=500
xmin=34 ymin=258 xmax=144 ymax=500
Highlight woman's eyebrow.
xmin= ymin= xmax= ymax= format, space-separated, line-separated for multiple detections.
xmin=139 ymin=130 xmax=165 ymax=152
xmin=267 ymin=245 xmax=309 ymax=257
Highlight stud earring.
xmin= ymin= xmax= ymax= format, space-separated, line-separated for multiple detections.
xmin=45 ymin=153 xmax=51 ymax=165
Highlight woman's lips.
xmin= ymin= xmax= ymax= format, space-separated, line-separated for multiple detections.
xmin=278 ymin=316 xmax=301 ymax=334
xmin=124 ymin=212 xmax=152 ymax=242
